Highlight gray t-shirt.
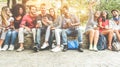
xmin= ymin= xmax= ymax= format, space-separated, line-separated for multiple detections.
xmin=85 ymin=9 xmax=98 ymax=32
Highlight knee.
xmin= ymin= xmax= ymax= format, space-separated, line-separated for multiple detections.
xmin=7 ymin=31 xmax=12 ymax=35
xmin=109 ymin=30 xmax=114 ymax=34
xmin=90 ymin=29 xmax=95 ymax=34
xmin=12 ymin=31 xmax=18 ymax=35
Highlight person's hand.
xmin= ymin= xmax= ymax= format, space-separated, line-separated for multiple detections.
xmin=51 ymin=27 xmax=55 ymax=30
xmin=94 ymin=27 xmax=99 ymax=30
xmin=66 ymin=22 xmax=72 ymax=27
xmin=25 ymin=27 xmax=31 ymax=32
xmin=104 ymin=25 xmax=109 ymax=29
xmin=36 ymin=24 xmax=40 ymax=28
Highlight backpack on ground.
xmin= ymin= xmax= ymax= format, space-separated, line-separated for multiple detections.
xmin=67 ymin=40 xmax=79 ymax=50
xmin=97 ymin=34 xmax=107 ymax=50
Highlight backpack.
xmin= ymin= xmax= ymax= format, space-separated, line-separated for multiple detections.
xmin=97 ymin=34 xmax=107 ymax=50
xmin=67 ymin=40 xmax=79 ymax=50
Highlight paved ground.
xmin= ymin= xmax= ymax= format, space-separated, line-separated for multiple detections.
xmin=0 ymin=49 xmax=120 ymax=67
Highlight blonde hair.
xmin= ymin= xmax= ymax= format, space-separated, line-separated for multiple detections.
xmin=1 ymin=6 xmax=10 ymax=26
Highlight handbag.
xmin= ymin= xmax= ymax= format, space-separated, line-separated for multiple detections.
xmin=67 ymin=40 xmax=79 ymax=50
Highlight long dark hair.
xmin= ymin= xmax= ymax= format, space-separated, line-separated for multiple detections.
xmin=12 ymin=4 xmax=26 ymax=17
xmin=100 ymin=11 xmax=109 ymax=22
xmin=49 ymin=8 xmax=57 ymax=21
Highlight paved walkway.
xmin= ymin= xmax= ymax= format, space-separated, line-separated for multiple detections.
xmin=0 ymin=49 xmax=120 ymax=67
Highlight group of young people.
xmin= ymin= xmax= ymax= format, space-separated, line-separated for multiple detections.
xmin=0 ymin=2 xmax=119 ymax=53
xmin=0 ymin=3 xmax=84 ymax=52
xmin=85 ymin=2 xmax=120 ymax=51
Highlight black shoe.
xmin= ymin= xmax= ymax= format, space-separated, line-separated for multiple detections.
xmin=78 ymin=45 xmax=83 ymax=52
xmin=62 ymin=45 xmax=68 ymax=52
xmin=33 ymin=46 xmax=39 ymax=52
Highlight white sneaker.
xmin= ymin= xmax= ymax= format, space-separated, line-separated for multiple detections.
xmin=93 ymin=47 xmax=98 ymax=52
xmin=8 ymin=45 xmax=14 ymax=51
xmin=51 ymin=47 xmax=61 ymax=52
xmin=16 ymin=48 xmax=24 ymax=52
xmin=89 ymin=45 xmax=93 ymax=51
xmin=41 ymin=42 xmax=49 ymax=49
xmin=2 ymin=45 xmax=8 ymax=51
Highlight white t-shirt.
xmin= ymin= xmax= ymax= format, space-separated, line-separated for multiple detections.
xmin=109 ymin=18 xmax=120 ymax=30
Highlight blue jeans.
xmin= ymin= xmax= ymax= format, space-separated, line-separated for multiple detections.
xmin=62 ymin=28 xmax=82 ymax=45
xmin=35 ymin=27 xmax=47 ymax=48
xmin=4 ymin=30 xmax=18 ymax=45
xmin=35 ymin=28 xmax=41 ymax=46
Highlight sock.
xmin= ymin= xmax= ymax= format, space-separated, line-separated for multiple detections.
xmin=89 ymin=44 xmax=93 ymax=49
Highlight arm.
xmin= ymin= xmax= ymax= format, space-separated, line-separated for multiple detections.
xmin=98 ymin=18 xmax=104 ymax=29
xmin=71 ymin=15 xmax=80 ymax=26
xmin=20 ymin=15 xmax=27 ymax=28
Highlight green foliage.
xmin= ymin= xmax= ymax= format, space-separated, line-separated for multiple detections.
xmin=96 ymin=0 xmax=120 ymax=18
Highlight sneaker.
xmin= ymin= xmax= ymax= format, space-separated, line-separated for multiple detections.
xmin=62 ymin=45 xmax=68 ymax=52
xmin=93 ymin=47 xmax=98 ymax=52
xmin=51 ymin=47 xmax=61 ymax=52
xmin=2 ymin=45 xmax=8 ymax=51
xmin=33 ymin=46 xmax=39 ymax=52
xmin=78 ymin=44 xmax=84 ymax=52
xmin=8 ymin=45 xmax=14 ymax=51
xmin=16 ymin=48 xmax=24 ymax=52
xmin=89 ymin=45 xmax=93 ymax=51
xmin=41 ymin=42 xmax=49 ymax=49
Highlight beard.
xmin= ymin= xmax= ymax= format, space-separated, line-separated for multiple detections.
xmin=113 ymin=14 xmax=118 ymax=18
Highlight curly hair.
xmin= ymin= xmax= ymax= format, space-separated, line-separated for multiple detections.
xmin=12 ymin=4 xmax=26 ymax=17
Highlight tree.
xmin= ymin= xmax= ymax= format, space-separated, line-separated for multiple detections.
xmin=96 ymin=0 xmax=120 ymax=18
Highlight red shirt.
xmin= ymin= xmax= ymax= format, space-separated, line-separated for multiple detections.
xmin=20 ymin=14 xmax=36 ymax=28
xmin=99 ymin=18 xmax=109 ymax=32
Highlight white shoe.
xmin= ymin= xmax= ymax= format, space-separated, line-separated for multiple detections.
xmin=2 ymin=45 xmax=8 ymax=51
xmin=89 ymin=45 xmax=93 ymax=51
xmin=93 ymin=47 xmax=98 ymax=52
xmin=8 ymin=45 xmax=14 ymax=51
xmin=16 ymin=48 xmax=24 ymax=52
xmin=51 ymin=47 xmax=61 ymax=52
xmin=41 ymin=42 xmax=49 ymax=49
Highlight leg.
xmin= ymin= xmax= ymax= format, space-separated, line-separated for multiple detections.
xmin=8 ymin=30 xmax=18 ymax=50
xmin=4 ymin=30 xmax=12 ymax=45
xmin=93 ymin=30 xmax=99 ymax=51
xmin=62 ymin=29 xmax=71 ymax=52
xmin=33 ymin=28 xmax=41 ymax=52
xmin=41 ymin=27 xmax=50 ymax=49
xmin=36 ymin=28 xmax=41 ymax=47
xmin=102 ymin=29 xmax=113 ymax=50
xmin=2 ymin=30 xmax=12 ymax=50
xmin=51 ymin=29 xmax=62 ymax=52
xmin=48 ymin=30 xmax=55 ymax=49
xmin=32 ymin=28 xmax=36 ymax=43
xmin=10 ymin=31 xmax=18 ymax=45
xmin=76 ymin=29 xmax=83 ymax=52
xmin=86 ymin=29 xmax=95 ymax=50
xmin=0 ymin=31 xmax=7 ymax=48
xmin=77 ymin=28 xmax=82 ymax=44
xmin=17 ymin=28 xmax=25 ymax=52
xmin=45 ymin=26 xmax=51 ymax=42
xmin=55 ymin=29 xmax=62 ymax=46
xmin=114 ymin=30 xmax=120 ymax=41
